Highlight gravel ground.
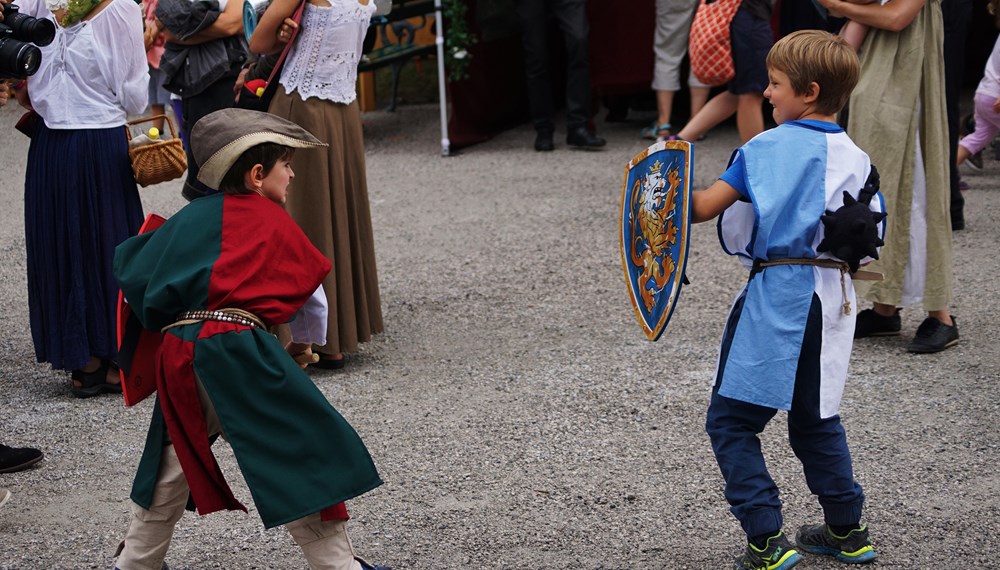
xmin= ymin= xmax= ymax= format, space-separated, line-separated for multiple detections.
xmin=0 ymin=102 xmax=998 ymax=569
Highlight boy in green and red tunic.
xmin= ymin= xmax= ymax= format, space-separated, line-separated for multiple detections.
xmin=112 ymin=109 xmax=385 ymax=570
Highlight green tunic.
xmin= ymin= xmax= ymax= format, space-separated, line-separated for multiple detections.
xmin=114 ymin=193 xmax=382 ymax=528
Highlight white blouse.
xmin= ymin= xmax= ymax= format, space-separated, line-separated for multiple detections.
xmin=280 ymin=0 xmax=375 ymax=104
xmin=21 ymin=0 xmax=148 ymax=129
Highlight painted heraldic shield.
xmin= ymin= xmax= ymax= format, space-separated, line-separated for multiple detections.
xmin=619 ymin=140 xmax=694 ymax=341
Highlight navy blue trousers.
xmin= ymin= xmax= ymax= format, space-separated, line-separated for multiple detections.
xmin=706 ymin=293 xmax=865 ymax=538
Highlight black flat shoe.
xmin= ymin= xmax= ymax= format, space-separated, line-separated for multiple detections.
xmin=907 ymin=317 xmax=959 ymax=353
xmin=313 ymin=356 xmax=347 ymax=370
xmin=0 ymin=444 xmax=44 ymax=473
xmin=534 ymin=130 xmax=554 ymax=152
xmin=854 ymin=308 xmax=901 ymax=338
xmin=566 ymin=126 xmax=605 ymax=149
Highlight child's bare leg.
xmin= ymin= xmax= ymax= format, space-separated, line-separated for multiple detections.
xmin=677 ymin=91 xmax=738 ymax=141
xmin=736 ymin=92 xmax=764 ymax=144
xmin=655 ymin=89 xmax=675 ymax=130
xmin=690 ymin=85 xmax=711 ymax=118
xmin=115 ymin=444 xmax=188 ymax=570
xmin=956 ymin=144 xmax=971 ymax=167
xmin=286 ymin=514 xmax=362 ymax=570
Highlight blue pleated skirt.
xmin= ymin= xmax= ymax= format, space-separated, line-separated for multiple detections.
xmin=25 ymin=123 xmax=144 ymax=371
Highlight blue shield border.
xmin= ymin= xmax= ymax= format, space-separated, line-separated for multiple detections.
xmin=619 ymin=140 xmax=694 ymax=341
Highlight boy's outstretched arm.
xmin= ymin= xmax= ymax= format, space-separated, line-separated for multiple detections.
xmin=691 ymin=179 xmax=741 ymax=223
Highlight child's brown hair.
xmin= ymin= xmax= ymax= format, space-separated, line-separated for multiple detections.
xmin=218 ymin=143 xmax=295 ymax=195
xmin=766 ymin=30 xmax=860 ymax=116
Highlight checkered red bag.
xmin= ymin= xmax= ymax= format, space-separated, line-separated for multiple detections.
xmin=688 ymin=0 xmax=743 ymax=87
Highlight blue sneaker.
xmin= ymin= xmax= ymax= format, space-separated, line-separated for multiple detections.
xmin=734 ymin=531 xmax=802 ymax=570
xmin=795 ymin=523 xmax=876 ymax=564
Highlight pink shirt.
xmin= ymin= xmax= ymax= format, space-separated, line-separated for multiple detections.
xmin=143 ymin=0 xmax=166 ymax=68
xmin=977 ymin=35 xmax=1000 ymax=100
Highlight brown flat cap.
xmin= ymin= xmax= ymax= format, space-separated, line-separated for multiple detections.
xmin=191 ymin=108 xmax=326 ymax=189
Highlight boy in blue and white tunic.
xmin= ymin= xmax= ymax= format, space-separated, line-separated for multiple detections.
xmin=690 ymin=30 xmax=885 ymax=570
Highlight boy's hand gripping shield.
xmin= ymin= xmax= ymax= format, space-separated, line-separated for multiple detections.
xmin=619 ymin=140 xmax=694 ymax=341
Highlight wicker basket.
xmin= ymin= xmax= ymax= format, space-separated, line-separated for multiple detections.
xmin=127 ymin=114 xmax=187 ymax=188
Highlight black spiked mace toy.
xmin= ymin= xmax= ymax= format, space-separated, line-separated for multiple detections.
xmin=816 ymin=165 xmax=887 ymax=273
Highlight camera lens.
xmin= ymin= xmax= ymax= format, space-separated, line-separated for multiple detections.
xmin=0 ymin=37 xmax=42 ymax=77
xmin=5 ymin=11 xmax=55 ymax=46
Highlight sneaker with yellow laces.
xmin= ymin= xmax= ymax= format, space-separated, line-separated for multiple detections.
xmin=734 ymin=531 xmax=802 ymax=570
xmin=795 ymin=523 xmax=876 ymax=564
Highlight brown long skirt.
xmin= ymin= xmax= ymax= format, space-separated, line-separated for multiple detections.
xmin=269 ymin=89 xmax=383 ymax=354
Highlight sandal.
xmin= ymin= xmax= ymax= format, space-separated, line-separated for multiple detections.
xmin=70 ymin=360 xmax=122 ymax=398
xmin=641 ymin=122 xmax=672 ymax=140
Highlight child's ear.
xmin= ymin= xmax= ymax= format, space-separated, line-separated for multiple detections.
xmin=804 ymin=81 xmax=821 ymax=104
xmin=244 ymin=164 xmax=266 ymax=190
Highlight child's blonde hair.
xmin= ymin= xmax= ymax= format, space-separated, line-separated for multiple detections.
xmin=766 ymin=30 xmax=860 ymax=116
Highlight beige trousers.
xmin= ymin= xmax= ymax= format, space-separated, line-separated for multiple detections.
xmin=114 ymin=380 xmax=361 ymax=570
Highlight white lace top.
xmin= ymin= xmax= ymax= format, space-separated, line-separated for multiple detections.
xmin=280 ymin=0 xmax=375 ymax=104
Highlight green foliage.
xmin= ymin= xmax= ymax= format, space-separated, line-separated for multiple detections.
xmin=60 ymin=0 xmax=101 ymax=26
xmin=442 ymin=0 xmax=477 ymax=81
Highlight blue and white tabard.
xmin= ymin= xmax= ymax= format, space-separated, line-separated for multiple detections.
xmin=715 ymin=120 xmax=886 ymax=418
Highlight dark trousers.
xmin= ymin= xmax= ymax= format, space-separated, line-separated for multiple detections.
xmin=514 ymin=0 xmax=591 ymax=132
xmin=180 ymin=74 xmax=238 ymax=200
xmin=706 ymin=294 xmax=865 ymax=538
xmin=942 ymin=0 xmax=973 ymax=225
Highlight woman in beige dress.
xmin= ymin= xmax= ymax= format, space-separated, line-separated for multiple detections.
xmin=818 ymin=0 xmax=957 ymax=353
xmin=250 ymin=0 xmax=382 ymax=368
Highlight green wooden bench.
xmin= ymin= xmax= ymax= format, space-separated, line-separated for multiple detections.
xmin=358 ymin=0 xmax=438 ymax=112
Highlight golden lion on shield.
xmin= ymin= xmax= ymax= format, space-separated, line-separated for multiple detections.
xmin=629 ymin=160 xmax=680 ymax=312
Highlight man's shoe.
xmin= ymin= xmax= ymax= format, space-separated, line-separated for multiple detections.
xmin=966 ymin=150 xmax=984 ymax=171
xmin=534 ymin=130 xmax=554 ymax=152
xmin=0 ymin=444 xmax=43 ymax=473
xmin=566 ymin=126 xmax=606 ymax=149
xmin=796 ymin=524 xmax=876 ymax=564
xmin=734 ymin=532 xmax=802 ymax=570
xmin=854 ymin=308 xmax=901 ymax=338
xmin=907 ymin=316 xmax=959 ymax=353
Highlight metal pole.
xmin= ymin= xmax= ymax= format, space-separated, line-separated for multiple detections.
xmin=434 ymin=0 xmax=450 ymax=156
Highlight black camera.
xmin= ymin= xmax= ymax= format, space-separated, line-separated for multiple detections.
xmin=0 ymin=4 xmax=56 ymax=79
